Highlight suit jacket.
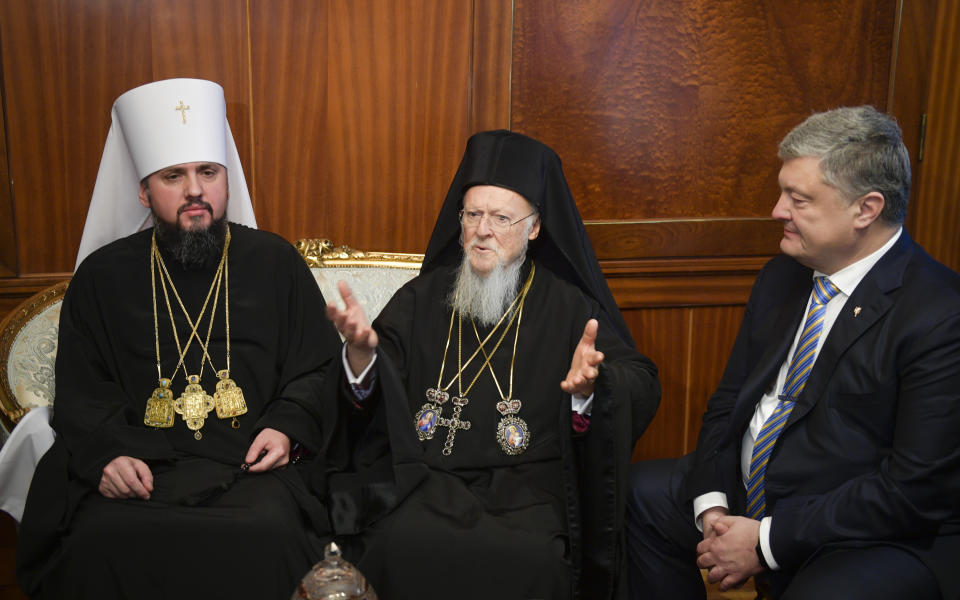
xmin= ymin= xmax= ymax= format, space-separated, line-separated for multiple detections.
xmin=683 ymin=232 xmax=960 ymax=598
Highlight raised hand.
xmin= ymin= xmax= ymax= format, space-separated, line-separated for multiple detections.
xmin=325 ymin=280 xmax=379 ymax=375
xmin=560 ymin=319 xmax=605 ymax=397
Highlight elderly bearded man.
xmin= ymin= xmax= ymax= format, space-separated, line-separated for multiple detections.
xmin=325 ymin=130 xmax=661 ymax=599
xmin=17 ymin=79 xmax=341 ymax=600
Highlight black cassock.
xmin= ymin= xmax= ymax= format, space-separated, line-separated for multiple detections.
xmin=326 ymin=261 xmax=660 ymax=599
xmin=17 ymin=224 xmax=341 ymax=600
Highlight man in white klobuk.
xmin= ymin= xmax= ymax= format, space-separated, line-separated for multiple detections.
xmin=16 ymin=78 xmax=341 ymax=600
xmin=0 ymin=82 xmax=257 ymax=526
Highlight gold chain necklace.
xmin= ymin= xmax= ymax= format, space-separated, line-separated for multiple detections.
xmin=414 ymin=262 xmax=535 ymax=455
xmin=472 ymin=281 xmax=531 ymax=455
xmin=143 ymin=232 xmax=225 ymax=432
xmin=158 ymin=230 xmax=248 ymax=428
xmin=142 ymin=226 xmax=247 ymax=439
xmin=425 ymin=279 xmax=527 ymax=405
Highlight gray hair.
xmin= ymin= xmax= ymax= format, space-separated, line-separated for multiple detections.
xmin=778 ymin=106 xmax=910 ymax=224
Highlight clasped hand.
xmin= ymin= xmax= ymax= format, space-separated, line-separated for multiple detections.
xmin=696 ymin=514 xmax=764 ymax=591
xmin=560 ymin=319 xmax=604 ymax=397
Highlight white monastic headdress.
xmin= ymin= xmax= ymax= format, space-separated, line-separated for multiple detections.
xmin=75 ymin=78 xmax=257 ymax=269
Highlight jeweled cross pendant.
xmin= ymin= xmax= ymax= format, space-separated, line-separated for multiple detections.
xmin=438 ymin=396 xmax=471 ymax=455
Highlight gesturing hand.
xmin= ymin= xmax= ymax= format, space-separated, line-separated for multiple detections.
xmin=325 ymin=280 xmax=378 ymax=375
xmin=560 ymin=319 xmax=605 ymax=397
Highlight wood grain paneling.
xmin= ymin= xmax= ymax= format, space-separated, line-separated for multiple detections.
xmin=250 ymin=0 xmax=476 ymax=254
xmin=609 ymin=268 xmax=757 ymax=309
xmin=685 ymin=305 xmax=745 ymax=451
xmin=511 ymin=0 xmax=896 ymax=222
xmin=887 ymin=0 xmax=936 ymax=218
xmin=606 ymin=256 xmax=764 ymax=307
xmin=627 ymin=305 xmax=745 ymax=461
xmin=626 ymin=307 xmax=690 ymax=460
xmin=0 ymin=0 xmax=151 ymax=274
xmin=247 ymin=0 xmax=329 ymax=237
xmin=470 ymin=0 xmax=513 ymax=132
xmin=0 ymin=0 xmax=250 ymax=275
xmin=0 ymin=80 xmax=14 ymax=277
xmin=910 ymin=0 xmax=960 ymax=273
xmin=586 ymin=219 xmax=783 ymax=259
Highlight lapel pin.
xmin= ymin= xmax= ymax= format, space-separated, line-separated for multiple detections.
xmin=853 ymin=306 xmax=862 ymax=317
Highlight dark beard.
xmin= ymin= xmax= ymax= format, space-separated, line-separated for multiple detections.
xmin=154 ymin=213 xmax=227 ymax=269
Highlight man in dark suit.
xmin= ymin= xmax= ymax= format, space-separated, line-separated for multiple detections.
xmin=627 ymin=106 xmax=960 ymax=600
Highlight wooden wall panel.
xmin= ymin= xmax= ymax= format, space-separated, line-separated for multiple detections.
xmin=0 ymin=0 xmax=151 ymax=274
xmin=910 ymin=0 xmax=960 ymax=273
xmin=626 ymin=307 xmax=690 ymax=460
xmin=247 ymin=0 xmax=330 ymax=237
xmin=250 ymin=0 xmax=478 ymax=254
xmin=887 ymin=0 xmax=936 ymax=218
xmin=0 ymin=0 xmax=250 ymax=276
xmin=470 ymin=0 xmax=514 ymax=132
xmin=0 ymin=80 xmax=14 ymax=277
xmin=587 ymin=220 xmax=783 ymax=259
xmin=627 ymin=304 xmax=744 ymax=461
xmin=511 ymin=0 xmax=897 ymax=260
xmin=684 ymin=305 xmax=745 ymax=451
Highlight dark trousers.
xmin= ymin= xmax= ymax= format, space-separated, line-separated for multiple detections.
xmin=626 ymin=454 xmax=942 ymax=600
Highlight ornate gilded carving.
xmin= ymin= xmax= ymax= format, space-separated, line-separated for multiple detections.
xmin=295 ymin=238 xmax=423 ymax=270
xmin=0 ymin=280 xmax=70 ymax=430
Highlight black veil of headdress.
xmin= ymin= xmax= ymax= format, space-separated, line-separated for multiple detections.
xmin=423 ymin=130 xmax=635 ymax=348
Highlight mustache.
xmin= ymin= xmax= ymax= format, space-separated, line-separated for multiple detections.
xmin=178 ymin=200 xmax=213 ymax=216
xmin=466 ymin=237 xmax=500 ymax=255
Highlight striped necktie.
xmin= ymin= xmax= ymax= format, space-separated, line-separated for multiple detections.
xmin=744 ymin=276 xmax=841 ymax=519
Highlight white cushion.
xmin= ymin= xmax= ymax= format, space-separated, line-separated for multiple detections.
xmin=311 ymin=266 xmax=418 ymax=336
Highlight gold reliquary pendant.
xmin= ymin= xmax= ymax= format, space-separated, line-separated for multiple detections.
xmin=214 ymin=369 xmax=247 ymax=428
xmin=174 ymin=374 xmax=216 ymax=440
xmin=144 ymin=378 xmax=175 ymax=428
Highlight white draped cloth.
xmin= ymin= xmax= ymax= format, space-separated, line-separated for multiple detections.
xmin=0 ymin=408 xmax=55 ymax=521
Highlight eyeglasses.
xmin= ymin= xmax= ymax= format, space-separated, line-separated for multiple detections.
xmin=458 ymin=209 xmax=537 ymax=234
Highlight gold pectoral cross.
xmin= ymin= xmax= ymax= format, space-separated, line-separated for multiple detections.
xmin=437 ymin=396 xmax=471 ymax=456
xmin=174 ymin=375 xmax=215 ymax=439
xmin=174 ymin=100 xmax=190 ymax=124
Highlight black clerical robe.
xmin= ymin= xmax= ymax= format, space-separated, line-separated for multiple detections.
xmin=17 ymin=224 xmax=341 ymax=600
xmin=327 ymin=261 xmax=660 ymax=599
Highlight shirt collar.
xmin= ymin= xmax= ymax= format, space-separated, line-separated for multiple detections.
xmin=813 ymin=227 xmax=902 ymax=298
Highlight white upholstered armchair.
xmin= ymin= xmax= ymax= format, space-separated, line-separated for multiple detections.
xmin=296 ymin=238 xmax=421 ymax=328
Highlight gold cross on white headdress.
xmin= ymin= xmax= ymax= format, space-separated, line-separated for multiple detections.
xmin=174 ymin=100 xmax=190 ymax=124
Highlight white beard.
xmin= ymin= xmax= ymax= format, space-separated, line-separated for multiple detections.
xmin=448 ymin=241 xmax=527 ymax=327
